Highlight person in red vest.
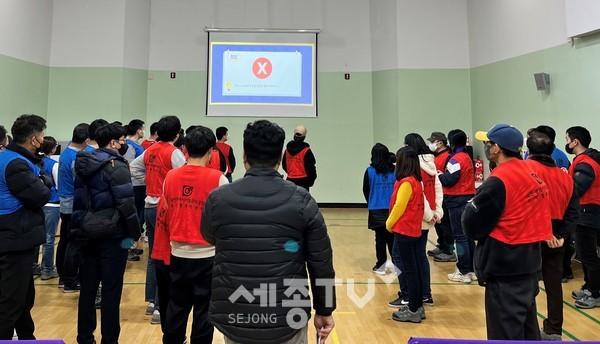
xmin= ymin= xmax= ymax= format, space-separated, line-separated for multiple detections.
xmin=282 ymin=125 xmax=316 ymax=191
xmin=130 ymin=116 xmax=186 ymax=327
xmin=524 ymin=132 xmax=579 ymax=340
xmin=565 ymin=126 xmax=600 ymax=309
xmin=158 ymin=126 xmax=228 ymax=344
xmin=386 ymin=147 xmax=426 ymax=323
xmin=425 ymin=131 xmax=456 ymax=263
xmin=464 ymin=124 xmax=552 ymax=340
xmin=216 ymin=126 xmax=236 ymax=183
xmin=438 ymin=129 xmax=476 ymax=283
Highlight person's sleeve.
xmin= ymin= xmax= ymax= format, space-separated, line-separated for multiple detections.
xmin=462 ymin=177 xmax=506 ymax=240
xmin=386 ymin=182 xmax=412 ymax=230
xmin=218 ymin=175 xmax=228 ymax=186
xmin=200 ymin=194 xmax=216 ymax=245
xmin=572 ymin=162 xmax=595 ymax=197
xmin=6 ymin=159 xmax=51 ymax=209
xmin=559 ymin=185 xmax=580 ymax=237
xmin=52 ymin=162 xmax=59 ymax=186
xmin=109 ymin=162 xmax=141 ymax=240
xmin=171 ymin=149 xmax=186 ymax=169
xmin=282 ymin=150 xmax=288 ymax=173
xmin=423 ymin=193 xmax=434 ymax=222
xmin=438 ymin=158 xmax=461 ymax=187
xmin=305 ymin=149 xmax=317 ymax=186
xmin=303 ymin=193 xmax=336 ymax=316
xmin=433 ymin=175 xmax=444 ymax=219
xmin=123 ymin=144 xmax=136 ymax=163
xmin=130 ymin=152 xmax=146 ymax=182
xmin=229 ymin=147 xmax=236 ymax=172
xmin=362 ymin=169 xmax=370 ymax=202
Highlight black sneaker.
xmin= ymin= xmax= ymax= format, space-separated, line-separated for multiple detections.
xmin=32 ymin=265 xmax=42 ymax=276
xmin=95 ymin=287 xmax=102 ymax=309
xmin=131 ymin=248 xmax=144 ymax=255
xmin=388 ymin=295 xmax=409 ymax=307
xmin=63 ymin=281 xmax=81 ymax=293
xmin=127 ymin=251 xmax=141 ymax=261
xmin=423 ymin=296 xmax=434 ymax=306
xmin=58 ymin=278 xmax=64 ymax=288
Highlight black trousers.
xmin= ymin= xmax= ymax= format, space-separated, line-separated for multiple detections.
xmin=56 ymin=212 xmax=72 ymax=277
xmin=434 ymin=202 xmax=454 ymax=254
xmin=374 ymin=226 xmax=394 ymax=267
xmin=563 ymin=233 xmax=575 ymax=277
xmin=485 ymin=274 xmax=540 ymax=340
xmin=64 ymin=239 xmax=83 ymax=285
xmin=0 ymin=249 xmax=36 ymax=340
xmin=155 ymin=259 xmax=171 ymax=336
xmin=77 ymin=238 xmax=128 ymax=344
xmin=164 ymin=256 xmax=214 ymax=344
xmin=541 ymin=242 xmax=565 ymax=335
xmin=133 ymin=185 xmax=146 ymax=234
xmin=394 ymin=233 xmax=423 ymax=312
xmin=575 ymin=224 xmax=600 ymax=295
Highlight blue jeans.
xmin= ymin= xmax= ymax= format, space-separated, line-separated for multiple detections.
xmin=395 ymin=230 xmax=431 ymax=298
xmin=448 ymin=204 xmax=475 ymax=274
xmin=42 ymin=206 xmax=60 ymax=273
xmin=145 ymin=207 xmax=159 ymax=308
xmin=392 ymin=233 xmax=423 ymax=312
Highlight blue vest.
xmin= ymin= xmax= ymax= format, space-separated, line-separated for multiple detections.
xmin=0 ymin=150 xmax=41 ymax=215
xmin=127 ymin=139 xmax=144 ymax=158
xmin=58 ymin=147 xmax=78 ymax=198
xmin=367 ymin=166 xmax=396 ymax=210
xmin=43 ymin=156 xmax=60 ymax=203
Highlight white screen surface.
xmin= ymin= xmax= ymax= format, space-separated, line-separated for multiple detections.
xmin=206 ymin=30 xmax=318 ymax=117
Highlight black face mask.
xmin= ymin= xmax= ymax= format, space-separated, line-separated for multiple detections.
xmin=484 ymin=144 xmax=492 ymax=161
xmin=565 ymin=143 xmax=574 ymax=155
xmin=118 ymin=143 xmax=129 ymax=156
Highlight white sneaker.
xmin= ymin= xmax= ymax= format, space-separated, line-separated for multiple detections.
xmin=372 ymin=264 xmax=387 ymax=275
xmin=448 ymin=268 xmax=471 ymax=284
xmin=151 ymin=309 xmax=161 ymax=324
xmin=385 ymin=260 xmax=395 ymax=270
xmin=146 ymin=302 xmax=155 ymax=315
xmin=468 ymin=272 xmax=478 ymax=281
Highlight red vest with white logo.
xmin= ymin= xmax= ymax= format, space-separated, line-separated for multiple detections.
xmin=389 ymin=176 xmax=425 ymax=237
xmin=421 ymin=169 xmax=436 ymax=211
xmin=524 ymin=159 xmax=573 ymax=220
xmin=216 ymin=142 xmax=232 ymax=173
xmin=144 ymin=142 xmax=177 ymax=197
xmin=163 ymin=165 xmax=222 ymax=245
xmin=443 ymin=152 xmax=476 ymax=196
xmin=489 ymin=159 xmax=552 ymax=244
xmin=286 ymin=147 xmax=309 ymax=178
xmin=569 ymin=153 xmax=600 ymax=205
xmin=434 ymin=150 xmax=450 ymax=172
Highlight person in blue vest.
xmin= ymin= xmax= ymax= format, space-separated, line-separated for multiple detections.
xmin=0 ymin=114 xmax=52 ymax=340
xmin=40 ymin=136 xmax=61 ymax=280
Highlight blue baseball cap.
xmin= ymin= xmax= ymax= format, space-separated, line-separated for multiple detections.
xmin=475 ymin=124 xmax=523 ymax=153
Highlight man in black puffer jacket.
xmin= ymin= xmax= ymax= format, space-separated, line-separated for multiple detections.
xmin=0 ymin=115 xmax=51 ymax=340
xmin=202 ymin=120 xmax=336 ymax=344
xmin=72 ymin=123 xmax=140 ymax=344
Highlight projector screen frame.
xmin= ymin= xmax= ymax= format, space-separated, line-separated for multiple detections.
xmin=204 ymin=27 xmax=320 ymax=118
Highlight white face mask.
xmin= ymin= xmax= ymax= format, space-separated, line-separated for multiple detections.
xmin=428 ymin=142 xmax=438 ymax=152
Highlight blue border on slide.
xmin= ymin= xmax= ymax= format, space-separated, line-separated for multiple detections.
xmin=210 ymin=44 xmax=313 ymax=104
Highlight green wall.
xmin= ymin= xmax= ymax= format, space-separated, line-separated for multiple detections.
xmin=0 ymin=54 xmax=49 ymax=123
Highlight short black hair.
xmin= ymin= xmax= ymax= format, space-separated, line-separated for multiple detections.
xmin=395 ymin=147 xmax=422 ymax=182
xmin=566 ymin=126 xmax=591 ymax=148
xmin=0 ymin=125 xmax=7 ymax=146
xmin=216 ymin=126 xmax=228 ymax=140
xmin=185 ymin=126 xmax=216 ymax=158
xmin=174 ymin=129 xmax=185 ymax=148
xmin=96 ymin=123 xmax=126 ymax=148
xmin=157 ymin=116 xmax=181 ymax=142
xmin=42 ymin=136 xmax=58 ymax=155
xmin=185 ymin=125 xmax=199 ymax=135
xmin=89 ymin=119 xmax=108 ymax=141
xmin=149 ymin=122 xmax=159 ymax=135
xmin=448 ymin=129 xmax=467 ymax=148
xmin=244 ymin=120 xmax=285 ymax=168
xmin=11 ymin=114 xmax=47 ymax=144
xmin=126 ymin=119 xmax=145 ymax=136
xmin=535 ymin=125 xmax=556 ymax=142
xmin=527 ymin=132 xmax=555 ymax=155
xmin=72 ymin=123 xmax=90 ymax=144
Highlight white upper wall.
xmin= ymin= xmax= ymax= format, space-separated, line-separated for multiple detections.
xmin=124 ymin=0 xmax=151 ymax=70
xmin=0 ymin=0 xmax=53 ymax=65
xmin=148 ymin=0 xmax=372 ymax=72
xmin=467 ymin=0 xmax=567 ymax=68
xmin=50 ymin=0 xmax=126 ymax=67
xmin=370 ymin=0 xmax=398 ymax=71
xmin=396 ymin=0 xmax=470 ymax=69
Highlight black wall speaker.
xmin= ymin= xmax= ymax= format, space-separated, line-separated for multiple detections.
xmin=534 ymin=73 xmax=550 ymax=91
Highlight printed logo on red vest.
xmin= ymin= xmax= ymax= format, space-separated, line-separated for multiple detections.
xmin=148 ymin=154 xmax=157 ymax=163
xmin=182 ymin=185 xmax=194 ymax=197
xmin=253 ymin=58 xmax=272 ymax=79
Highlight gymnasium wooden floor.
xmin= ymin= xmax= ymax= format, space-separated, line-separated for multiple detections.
xmin=32 ymin=208 xmax=600 ymax=343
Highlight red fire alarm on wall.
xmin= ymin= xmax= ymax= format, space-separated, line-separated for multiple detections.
xmin=170 ymin=72 xmax=176 ymax=79
xmin=344 ymin=73 xmax=350 ymax=80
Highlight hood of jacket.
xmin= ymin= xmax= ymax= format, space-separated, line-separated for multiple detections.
xmin=419 ymin=154 xmax=437 ymax=176
xmin=75 ymin=148 xmax=123 ymax=179
xmin=286 ymin=140 xmax=310 ymax=155
xmin=584 ymin=148 xmax=600 ymax=166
